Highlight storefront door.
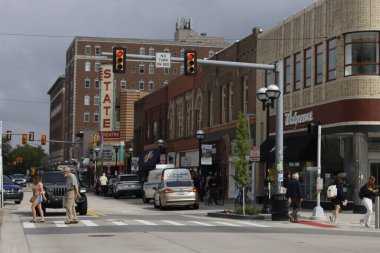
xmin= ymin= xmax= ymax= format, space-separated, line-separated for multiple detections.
xmin=369 ymin=161 xmax=380 ymax=188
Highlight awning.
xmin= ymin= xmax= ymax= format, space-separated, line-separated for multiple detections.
xmin=138 ymin=148 xmax=160 ymax=168
xmin=260 ymin=134 xmax=317 ymax=162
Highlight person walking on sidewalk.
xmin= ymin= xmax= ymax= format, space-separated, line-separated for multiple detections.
xmin=62 ymin=166 xmax=81 ymax=225
xmin=286 ymin=173 xmax=303 ymax=223
xmin=99 ymin=173 xmax=108 ymax=196
xmin=30 ymin=176 xmax=47 ymax=223
xmin=329 ymin=176 xmax=347 ymax=223
xmin=359 ymin=176 xmax=378 ymax=228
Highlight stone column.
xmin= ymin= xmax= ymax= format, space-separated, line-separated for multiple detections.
xmin=353 ymin=132 xmax=368 ymax=213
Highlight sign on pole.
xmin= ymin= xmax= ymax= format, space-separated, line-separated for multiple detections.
xmin=155 ymin=53 xmax=171 ymax=68
xmin=250 ymin=146 xmax=260 ymax=162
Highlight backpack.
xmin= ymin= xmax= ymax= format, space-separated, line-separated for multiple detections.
xmin=327 ymin=185 xmax=337 ymax=198
xmin=359 ymin=185 xmax=366 ymax=200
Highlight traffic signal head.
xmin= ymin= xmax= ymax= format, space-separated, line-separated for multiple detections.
xmin=22 ymin=134 xmax=27 ymax=145
xmin=113 ymin=47 xmax=126 ymax=73
xmin=6 ymin=130 xmax=12 ymax=141
xmin=29 ymin=131 xmax=35 ymax=141
xmin=41 ymin=135 xmax=46 ymax=145
xmin=184 ymin=50 xmax=197 ymax=76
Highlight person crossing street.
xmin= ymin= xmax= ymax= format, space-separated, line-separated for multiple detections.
xmin=62 ymin=166 xmax=81 ymax=225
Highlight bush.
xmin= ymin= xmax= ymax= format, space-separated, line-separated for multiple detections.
xmin=233 ymin=206 xmax=261 ymax=216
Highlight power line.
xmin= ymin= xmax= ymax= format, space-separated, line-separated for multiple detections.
xmin=0 ymin=97 xmax=49 ymax=104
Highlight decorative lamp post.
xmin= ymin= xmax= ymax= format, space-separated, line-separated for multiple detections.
xmin=195 ymin=130 xmax=205 ymax=176
xmin=93 ymin=148 xmax=100 ymax=178
xmin=113 ymin=144 xmax=120 ymax=173
xmin=257 ymin=83 xmax=281 ymax=215
xmin=156 ymin=139 xmax=165 ymax=164
xmin=127 ymin=147 xmax=133 ymax=173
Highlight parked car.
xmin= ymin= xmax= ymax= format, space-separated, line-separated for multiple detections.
xmin=113 ymin=174 xmax=142 ymax=199
xmin=153 ymin=168 xmax=199 ymax=210
xmin=41 ymin=167 xmax=88 ymax=215
xmin=142 ymin=164 xmax=175 ymax=203
xmin=11 ymin=174 xmax=27 ymax=187
xmin=2 ymin=175 xmax=23 ymax=204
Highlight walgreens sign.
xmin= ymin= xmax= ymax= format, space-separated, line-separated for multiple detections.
xmin=284 ymin=110 xmax=314 ymax=128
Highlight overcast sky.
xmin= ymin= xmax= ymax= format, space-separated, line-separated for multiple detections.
xmin=0 ymin=0 xmax=315 ymax=151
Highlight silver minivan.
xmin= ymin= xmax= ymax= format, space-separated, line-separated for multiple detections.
xmin=153 ymin=168 xmax=199 ymax=210
xmin=142 ymin=164 xmax=175 ymax=203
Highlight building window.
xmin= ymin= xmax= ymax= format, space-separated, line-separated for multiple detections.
xmin=209 ymin=50 xmax=215 ymax=57
xmin=94 ymin=113 xmax=99 ymax=122
xmin=345 ymin=32 xmax=379 ymax=76
xmin=131 ymin=66 xmax=136 ymax=73
xmin=315 ymin=43 xmax=323 ymax=85
xmin=327 ymin=38 xmax=337 ymax=81
xmin=85 ymin=78 xmax=90 ymax=88
xmin=139 ymin=47 xmax=145 ymax=55
xmin=95 ymin=62 xmax=100 ymax=72
xmin=148 ymin=81 xmax=154 ymax=91
xmin=228 ymin=82 xmax=234 ymax=121
xmin=85 ymin=61 xmax=91 ymax=72
xmin=139 ymin=80 xmax=144 ymax=91
xmin=149 ymin=47 xmax=155 ymax=56
xmin=85 ymin=45 xmax=91 ymax=55
xmin=84 ymin=112 xmax=89 ymax=122
xmin=284 ymin=56 xmax=292 ymax=93
xmin=94 ymin=95 xmax=100 ymax=106
xmin=121 ymin=80 xmax=126 ymax=89
xmin=139 ymin=63 xmax=144 ymax=74
xmin=177 ymin=101 xmax=183 ymax=138
xmin=149 ymin=64 xmax=155 ymax=74
xmin=94 ymin=79 xmax=100 ymax=89
xmin=304 ymin=48 xmax=312 ymax=87
xmin=164 ymin=68 xmax=169 ymax=75
xmin=294 ymin=52 xmax=301 ymax=91
xmin=84 ymin=95 xmax=90 ymax=106
xmin=266 ymin=70 xmax=273 ymax=87
xmin=163 ymin=80 xmax=168 ymax=86
xmin=95 ymin=46 xmax=100 ymax=55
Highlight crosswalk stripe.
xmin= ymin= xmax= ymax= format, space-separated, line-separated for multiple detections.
xmin=161 ymin=220 xmax=184 ymax=226
xmin=81 ymin=220 xmax=98 ymax=226
xmin=135 ymin=220 xmax=157 ymax=226
xmin=214 ymin=221 xmax=241 ymax=227
xmin=237 ymin=221 xmax=270 ymax=228
xmin=112 ymin=221 xmax=127 ymax=226
xmin=54 ymin=221 xmax=68 ymax=227
xmin=23 ymin=222 xmax=35 ymax=228
xmin=188 ymin=221 xmax=215 ymax=227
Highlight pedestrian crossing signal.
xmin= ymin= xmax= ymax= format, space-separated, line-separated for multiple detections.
xmin=113 ymin=47 xmax=126 ymax=73
xmin=184 ymin=50 xmax=197 ymax=76
xmin=29 ymin=131 xmax=35 ymax=141
xmin=6 ymin=130 xmax=12 ymax=141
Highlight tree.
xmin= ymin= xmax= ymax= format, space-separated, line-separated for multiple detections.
xmin=1 ymin=137 xmax=13 ymax=173
xmin=231 ymin=112 xmax=251 ymax=215
xmin=6 ymin=144 xmax=48 ymax=175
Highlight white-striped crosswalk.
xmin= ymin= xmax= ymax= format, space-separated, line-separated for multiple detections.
xmin=22 ymin=218 xmax=271 ymax=229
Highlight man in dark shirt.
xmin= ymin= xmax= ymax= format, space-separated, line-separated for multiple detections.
xmin=285 ymin=172 xmax=303 ymax=223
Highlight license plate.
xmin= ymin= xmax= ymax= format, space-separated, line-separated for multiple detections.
xmin=178 ymin=191 xmax=184 ymax=195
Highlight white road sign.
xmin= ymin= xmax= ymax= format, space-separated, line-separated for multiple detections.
xmin=155 ymin=53 xmax=171 ymax=68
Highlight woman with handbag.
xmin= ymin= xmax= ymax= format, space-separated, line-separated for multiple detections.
xmin=329 ymin=176 xmax=347 ymax=223
xmin=30 ymin=176 xmax=47 ymax=223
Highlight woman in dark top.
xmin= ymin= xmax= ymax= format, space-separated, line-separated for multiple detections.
xmin=360 ymin=176 xmax=378 ymax=228
xmin=329 ymin=176 xmax=347 ymax=223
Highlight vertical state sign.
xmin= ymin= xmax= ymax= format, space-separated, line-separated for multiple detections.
xmin=99 ymin=64 xmax=114 ymax=132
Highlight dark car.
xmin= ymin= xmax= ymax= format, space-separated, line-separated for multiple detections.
xmin=11 ymin=174 xmax=27 ymax=187
xmin=40 ymin=169 xmax=88 ymax=215
xmin=113 ymin=174 xmax=142 ymax=199
xmin=2 ymin=175 xmax=23 ymax=204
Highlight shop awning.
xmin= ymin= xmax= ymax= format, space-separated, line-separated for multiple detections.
xmin=260 ymin=134 xmax=317 ymax=162
xmin=138 ymin=148 xmax=160 ymax=168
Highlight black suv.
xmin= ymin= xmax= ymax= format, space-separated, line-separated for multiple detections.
xmin=41 ymin=169 xmax=88 ymax=215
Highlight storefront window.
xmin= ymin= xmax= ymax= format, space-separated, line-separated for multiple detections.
xmin=345 ymin=32 xmax=379 ymax=76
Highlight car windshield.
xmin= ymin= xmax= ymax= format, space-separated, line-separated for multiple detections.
xmin=166 ymin=181 xmax=193 ymax=187
xmin=42 ymin=173 xmax=66 ymax=184
xmin=3 ymin=176 xmax=12 ymax=184
xmin=13 ymin=174 xmax=25 ymax=178
xmin=120 ymin=176 xmax=139 ymax=182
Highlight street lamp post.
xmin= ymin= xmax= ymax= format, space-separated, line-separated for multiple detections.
xmin=113 ymin=144 xmax=120 ymax=173
xmin=93 ymin=147 xmax=100 ymax=178
xmin=156 ymin=139 xmax=165 ymax=164
xmin=195 ymin=130 xmax=205 ymax=176
xmin=127 ymin=147 xmax=133 ymax=173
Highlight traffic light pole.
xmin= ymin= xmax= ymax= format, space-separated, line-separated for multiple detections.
xmin=0 ymin=121 xmax=4 ymax=208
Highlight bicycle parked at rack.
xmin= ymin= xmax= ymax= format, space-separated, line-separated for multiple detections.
xmin=234 ymin=186 xmax=251 ymax=208
xmin=203 ymin=188 xmax=224 ymax=206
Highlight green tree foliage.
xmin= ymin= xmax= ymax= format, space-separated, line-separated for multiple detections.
xmin=232 ymin=113 xmax=251 ymax=214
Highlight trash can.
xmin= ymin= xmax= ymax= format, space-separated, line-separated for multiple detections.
xmin=271 ymin=194 xmax=288 ymax=221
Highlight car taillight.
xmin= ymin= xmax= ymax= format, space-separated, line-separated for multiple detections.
xmin=163 ymin=189 xmax=173 ymax=193
xmin=192 ymin=188 xmax=198 ymax=192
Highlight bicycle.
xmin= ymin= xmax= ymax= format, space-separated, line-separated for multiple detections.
xmin=234 ymin=187 xmax=251 ymax=208
xmin=203 ymin=188 xmax=224 ymax=206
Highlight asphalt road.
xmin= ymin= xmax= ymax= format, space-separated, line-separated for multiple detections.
xmin=2 ymin=191 xmax=380 ymax=253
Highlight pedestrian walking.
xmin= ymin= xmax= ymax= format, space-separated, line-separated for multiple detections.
xmin=30 ymin=176 xmax=47 ymax=223
xmin=285 ymin=173 xmax=303 ymax=223
xmin=99 ymin=173 xmax=108 ymax=196
xmin=328 ymin=176 xmax=347 ymax=223
xmin=62 ymin=166 xmax=81 ymax=225
xmin=359 ymin=176 xmax=378 ymax=228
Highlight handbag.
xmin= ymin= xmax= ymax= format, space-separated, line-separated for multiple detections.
xmin=29 ymin=195 xmax=36 ymax=203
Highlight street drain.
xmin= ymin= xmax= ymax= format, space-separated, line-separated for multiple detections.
xmin=88 ymin=234 xmax=115 ymax=238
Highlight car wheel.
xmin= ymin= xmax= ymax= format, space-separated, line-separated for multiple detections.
xmin=142 ymin=193 xmax=150 ymax=203
xmin=15 ymin=201 xmax=21 ymax=204
xmin=77 ymin=202 xmax=88 ymax=215
xmin=159 ymin=198 xmax=166 ymax=211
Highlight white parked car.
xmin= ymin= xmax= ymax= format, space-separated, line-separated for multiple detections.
xmin=142 ymin=164 xmax=174 ymax=203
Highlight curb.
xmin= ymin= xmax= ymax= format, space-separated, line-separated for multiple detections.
xmin=207 ymin=212 xmax=265 ymax=220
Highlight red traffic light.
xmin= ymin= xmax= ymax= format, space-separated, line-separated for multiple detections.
xmin=187 ymin=53 xmax=194 ymax=60
xmin=184 ymin=50 xmax=197 ymax=76
xmin=113 ymin=47 xmax=126 ymax=73
xmin=22 ymin=134 xmax=27 ymax=145
xmin=116 ymin=50 xmax=123 ymax=57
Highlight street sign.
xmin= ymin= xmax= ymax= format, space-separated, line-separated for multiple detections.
xmin=250 ymin=146 xmax=260 ymax=162
xmin=155 ymin=53 xmax=171 ymax=68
